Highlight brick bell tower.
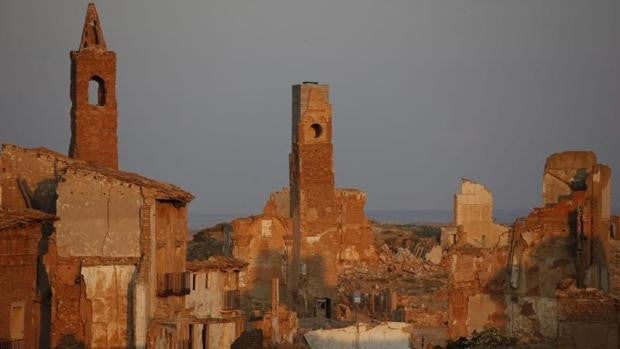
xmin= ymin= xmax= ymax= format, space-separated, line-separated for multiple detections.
xmin=69 ymin=3 xmax=118 ymax=169
xmin=289 ymin=82 xmax=339 ymax=304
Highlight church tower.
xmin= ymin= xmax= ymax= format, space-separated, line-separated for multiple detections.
xmin=69 ymin=3 xmax=118 ymax=169
xmin=289 ymin=82 xmax=339 ymax=305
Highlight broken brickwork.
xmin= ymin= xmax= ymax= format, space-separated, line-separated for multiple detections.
xmin=505 ymin=151 xmax=614 ymax=343
xmin=0 ymin=209 xmax=54 ymax=348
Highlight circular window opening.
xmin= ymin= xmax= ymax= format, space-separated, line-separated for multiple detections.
xmin=310 ymin=123 xmax=323 ymax=138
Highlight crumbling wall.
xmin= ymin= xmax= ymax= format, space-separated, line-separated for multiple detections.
xmin=447 ymin=180 xmax=510 ymax=339
xmin=46 ymin=240 xmax=89 ymax=347
xmin=232 ymin=212 xmax=291 ymax=309
xmin=448 ymin=247 xmax=508 ymax=338
xmin=454 ymin=179 xmax=509 ymax=248
xmin=55 ymin=168 xmax=142 ymax=257
xmin=505 ymin=152 xmax=614 ymax=342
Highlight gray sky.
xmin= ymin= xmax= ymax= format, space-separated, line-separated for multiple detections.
xmin=1 ymin=0 xmax=618 ymax=216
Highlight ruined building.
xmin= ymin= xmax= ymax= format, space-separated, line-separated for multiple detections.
xmin=231 ymin=83 xmax=375 ymax=318
xmin=447 ymin=151 xmax=619 ymax=348
xmin=0 ymin=4 xmax=201 ymax=348
xmin=185 ymin=256 xmax=247 ymax=349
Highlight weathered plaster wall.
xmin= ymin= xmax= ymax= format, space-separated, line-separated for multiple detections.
xmin=81 ymin=265 xmax=135 ymax=348
xmin=56 ymin=168 xmax=142 ymax=257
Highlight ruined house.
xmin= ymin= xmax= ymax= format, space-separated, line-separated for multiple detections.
xmin=185 ymin=257 xmax=247 ymax=349
xmin=0 ymin=209 xmax=55 ymax=349
xmin=0 ymin=4 xmax=198 ymax=348
xmin=231 ymin=83 xmax=375 ymax=318
xmin=447 ymin=151 xmax=619 ymax=347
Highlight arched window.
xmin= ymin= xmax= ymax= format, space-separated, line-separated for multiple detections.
xmin=310 ymin=123 xmax=323 ymax=138
xmin=88 ymin=76 xmax=106 ymax=106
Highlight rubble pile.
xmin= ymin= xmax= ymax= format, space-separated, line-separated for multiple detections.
xmin=336 ymin=223 xmax=449 ymax=336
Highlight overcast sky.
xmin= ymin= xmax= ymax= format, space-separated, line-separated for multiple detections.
xmin=1 ymin=0 xmax=618 ymax=217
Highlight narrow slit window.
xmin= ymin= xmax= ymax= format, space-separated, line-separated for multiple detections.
xmin=88 ymin=76 xmax=106 ymax=106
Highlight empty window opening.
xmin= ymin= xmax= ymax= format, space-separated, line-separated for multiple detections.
xmin=310 ymin=123 xmax=323 ymax=138
xmin=205 ymin=272 xmax=210 ymax=289
xmin=192 ymin=274 xmax=197 ymax=291
xmin=88 ymin=76 xmax=106 ymax=106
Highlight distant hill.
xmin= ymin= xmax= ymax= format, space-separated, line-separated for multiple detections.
xmin=188 ymin=209 xmax=530 ymax=232
xmin=366 ymin=209 xmax=530 ymax=225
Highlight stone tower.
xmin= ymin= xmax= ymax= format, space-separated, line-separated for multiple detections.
xmin=69 ymin=3 xmax=118 ymax=169
xmin=289 ymin=82 xmax=340 ymax=307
